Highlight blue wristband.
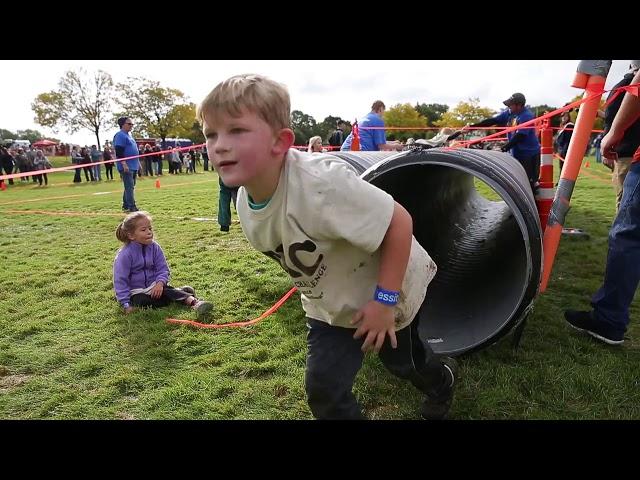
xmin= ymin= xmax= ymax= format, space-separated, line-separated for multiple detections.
xmin=374 ymin=286 xmax=399 ymax=306
xmin=122 ymin=302 xmax=130 ymax=309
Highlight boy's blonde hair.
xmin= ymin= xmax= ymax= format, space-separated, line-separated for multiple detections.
xmin=196 ymin=74 xmax=291 ymax=132
xmin=116 ymin=211 xmax=152 ymax=243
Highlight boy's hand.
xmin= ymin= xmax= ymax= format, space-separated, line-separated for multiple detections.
xmin=351 ymin=300 xmax=398 ymax=354
xmin=124 ymin=306 xmax=134 ymax=314
xmin=150 ymin=281 xmax=164 ymax=299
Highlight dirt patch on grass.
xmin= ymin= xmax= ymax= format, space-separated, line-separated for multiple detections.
xmin=0 ymin=374 xmax=31 ymax=391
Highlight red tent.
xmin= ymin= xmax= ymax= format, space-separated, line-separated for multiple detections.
xmin=32 ymin=139 xmax=58 ymax=147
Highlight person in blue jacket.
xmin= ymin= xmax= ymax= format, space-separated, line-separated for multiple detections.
xmin=113 ymin=117 xmax=141 ymax=212
xmin=469 ymin=92 xmax=541 ymax=194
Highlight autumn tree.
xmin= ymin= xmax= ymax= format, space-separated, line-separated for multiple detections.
xmin=32 ymin=69 xmax=115 ymax=149
xmin=567 ymin=95 xmax=606 ymax=131
xmin=530 ymin=104 xmax=560 ymax=128
xmin=291 ymin=110 xmax=317 ymax=146
xmin=434 ymin=98 xmax=496 ymax=128
xmin=382 ymin=103 xmax=428 ymax=142
xmin=15 ymin=129 xmax=57 ymax=143
xmin=115 ymin=77 xmax=194 ymax=147
xmin=317 ymin=115 xmax=350 ymax=144
xmin=415 ymin=103 xmax=449 ymax=127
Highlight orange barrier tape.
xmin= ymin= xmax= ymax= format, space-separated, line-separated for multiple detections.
xmin=165 ymin=287 xmax=298 ymax=330
xmin=0 ymin=143 xmax=206 ymax=183
xmin=3 ymin=209 xmax=124 ymax=217
xmin=452 ymin=88 xmax=606 ymax=150
xmin=0 ymin=178 xmax=216 ymax=206
xmin=604 ymin=82 xmax=640 ymax=106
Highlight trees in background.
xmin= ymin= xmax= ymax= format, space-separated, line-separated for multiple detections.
xmin=114 ymin=77 xmax=196 ymax=148
xmin=33 ymin=70 xmax=596 ymax=148
xmin=435 ymin=98 xmax=496 ymax=128
xmin=32 ymin=69 xmax=115 ymax=149
xmin=383 ymin=103 xmax=428 ymax=142
xmin=0 ymin=128 xmax=57 ymax=144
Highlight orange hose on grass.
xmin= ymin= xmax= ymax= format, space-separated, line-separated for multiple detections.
xmin=166 ymin=287 xmax=298 ymax=329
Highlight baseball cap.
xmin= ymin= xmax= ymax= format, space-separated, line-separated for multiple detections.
xmin=503 ymin=92 xmax=526 ymax=106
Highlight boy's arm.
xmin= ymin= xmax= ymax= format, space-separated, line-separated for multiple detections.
xmin=351 ymin=201 xmax=413 ymax=353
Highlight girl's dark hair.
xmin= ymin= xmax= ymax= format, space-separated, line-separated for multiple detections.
xmin=116 ymin=211 xmax=152 ymax=243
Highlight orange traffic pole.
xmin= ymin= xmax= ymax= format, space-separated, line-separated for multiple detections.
xmin=539 ymin=63 xmax=610 ymax=292
xmin=350 ymin=120 xmax=360 ymax=151
xmin=535 ymin=126 xmax=555 ymax=231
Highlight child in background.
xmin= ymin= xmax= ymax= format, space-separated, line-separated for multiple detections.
xmin=113 ymin=211 xmax=213 ymax=319
xmin=33 ymin=149 xmax=52 ymax=186
xmin=183 ymin=152 xmax=192 ymax=174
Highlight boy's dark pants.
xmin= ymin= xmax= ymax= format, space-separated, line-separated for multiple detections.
xmin=130 ymin=285 xmax=192 ymax=308
xmin=305 ymin=312 xmax=445 ymax=420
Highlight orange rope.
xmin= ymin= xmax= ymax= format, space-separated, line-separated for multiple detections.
xmin=165 ymin=287 xmax=298 ymax=330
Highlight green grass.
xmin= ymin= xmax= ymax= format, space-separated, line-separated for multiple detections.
xmin=1 ymin=156 xmax=639 ymax=419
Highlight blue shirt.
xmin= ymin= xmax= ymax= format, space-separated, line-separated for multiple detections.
xmin=492 ymin=107 xmax=540 ymax=158
xmin=113 ymin=130 xmax=140 ymax=172
xmin=341 ymin=111 xmax=387 ymax=151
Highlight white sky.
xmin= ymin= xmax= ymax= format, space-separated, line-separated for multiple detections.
xmin=0 ymin=60 xmax=632 ymax=146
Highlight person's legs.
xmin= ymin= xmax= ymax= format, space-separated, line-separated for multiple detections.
xmin=130 ymin=292 xmax=171 ymax=308
xmin=2 ymin=162 xmax=15 ymax=184
xmin=305 ymin=318 xmax=366 ymax=419
xmin=162 ymin=285 xmax=194 ymax=304
xmin=43 ymin=173 xmax=48 ymax=186
xmin=590 ymin=163 xmax=640 ymax=334
xmin=379 ymin=322 xmax=446 ymax=395
xmin=218 ymin=180 xmax=232 ymax=232
xmin=131 ymin=172 xmax=138 ymax=210
xmin=379 ymin=317 xmax=456 ymax=419
xmin=231 ymin=188 xmax=238 ymax=210
xmin=121 ymin=171 xmax=135 ymax=211
xmin=613 ymin=157 xmax=633 ymax=213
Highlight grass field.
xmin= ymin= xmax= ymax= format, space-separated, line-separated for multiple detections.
xmin=1 ymin=155 xmax=639 ymax=420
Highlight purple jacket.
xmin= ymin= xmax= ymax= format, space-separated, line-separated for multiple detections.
xmin=113 ymin=240 xmax=170 ymax=306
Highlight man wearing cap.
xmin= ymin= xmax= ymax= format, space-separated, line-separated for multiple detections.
xmin=602 ymin=60 xmax=640 ymax=212
xmin=114 ymin=116 xmax=140 ymax=212
xmin=468 ymin=92 xmax=541 ymax=194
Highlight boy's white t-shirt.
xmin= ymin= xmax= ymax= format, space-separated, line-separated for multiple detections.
xmin=237 ymin=149 xmax=437 ymax=330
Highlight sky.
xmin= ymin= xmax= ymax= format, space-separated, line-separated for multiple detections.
xmin=0 ymin=60 xmax=633 ymax=147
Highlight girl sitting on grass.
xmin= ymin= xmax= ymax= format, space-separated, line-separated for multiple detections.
xmin=113 ymin=211 xmax=213 ymax=319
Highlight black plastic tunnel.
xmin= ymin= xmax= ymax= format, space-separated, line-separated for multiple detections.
xmin=329 ymin=148 xmax=543 ymax=357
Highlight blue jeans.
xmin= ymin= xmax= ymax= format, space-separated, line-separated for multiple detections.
xmin=591 ymin=161 xmax=640 ymax=334
xmin=218 ymin=177 xmax=238 ymax=228
xmin=305 ymin=315 xmax=445 ymax=420
xmin=120 ymin=170 xmax=137 ymax=211
xmin=93 ymin=164 xmax=102 ymax=180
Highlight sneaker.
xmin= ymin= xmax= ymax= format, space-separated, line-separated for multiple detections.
xmin=564 ymin=310 xmax=624 ymax=345
xmin=193 ymin=300 xmax=214 ymax=320
xmin=421 ymin=357 xmax=457 ymax=420
xmin=181 ymin=286 xmax=196 ymax=296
